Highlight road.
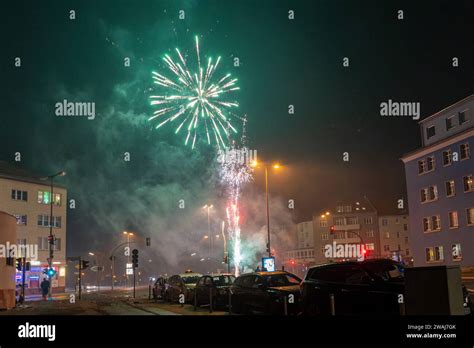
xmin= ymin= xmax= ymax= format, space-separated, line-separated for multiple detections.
xmin=2 ymin=286 xmax=229 ymax=316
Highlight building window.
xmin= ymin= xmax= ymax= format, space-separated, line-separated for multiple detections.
xmin=384 ymin=232 xmax=390 ymax=239
xmin=426 ymin=156 xmax=435 ymax=171
xmin=383 ymin=245 xmax=390 ymax=252
xmin=38 ymin=215 xmax=61 ymax=228
xmin=420 ymin=185 xmax=438 ymax=203
xmin=11 ymin=189 xmax=28 ymax=201
xmin=445 ymin=180 xmax=455 ymax=197
xmin=460 ymin=143 xmax=470 ymax=160
xmin=458 ymin=110 xmax=468 ymax=125
xmin=334 ymin=217 xmax=345 ymax=226
xmin=448 ymin=211 xmax=459 ymax=228
xmin=366 ymin=230 xmax=374 ymax=238
xmin=446 ymin=116 xmax=455 ymax=131
xmin=452 ymin=244 xmax=462 ymax=261
xmin=425 ymin=246 xmax=444 ymax=262
xmin=442 ymin=149 xmax=452 ymax=166
xmin=395 ymin=218 xmax=400 ymax=224
xmin=405 ymin=249 xmax=410 ymax=256
xmin=426 ymin=125 xmax=436 ymax=139
xmin=467 ymin=208 xmax=474 ymax=225
xmin=365 ymin=243 xmax=375 ymax=251
xmin=334 ymin=232 xmax=345 ymax=239
xmin=418 ymin=160 xmax=426 ymax=174
xmin=38 ymin=237 xmax=61 ymax=251
xmin=404 ymin=236 xmax=409 ymax=244
xmin=336 ymin=205 xmax=344 ymax=213
xmin=396 ymin=232 xmax=400 ymax=238
xmin=321 ymin=234 xmax=329 ymax=241
xmin=463 ymin=175 xmax=474 ymax=192
xmin=13 ymin=214 xmax=27 ymax=226
xmin=403 ymin=223 xmax=408 ymax=231
xmin=382 ymin=218 xmax=388 ymax=226
xmin=347 ymin=216 xmax=358 ymax=225
xmin=423 ymin=215 xmax=441 ymax=232
xmin=320 ymin=220 xmax=328 ymax=227
xmin=363 ymin=217 xmax=373 ymax=224
xmin=38 ymin=191 xmax=62 ymax=206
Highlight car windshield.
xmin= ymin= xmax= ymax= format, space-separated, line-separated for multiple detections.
xmin=363 ymin=262 xmax=405 ymax=281
xmin=266 ymin=273 xmax=301 ymax=287
xmin=213 ymin=276 xmax=235 ymax=286
xmin=182 ymin=276 xmax=201 ymax=284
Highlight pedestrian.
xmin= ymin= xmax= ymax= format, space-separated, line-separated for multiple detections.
xmin=40 ymin=278 xmax=50 ymax=300
xmin=255 ymin=265 xmax=261 ymax=272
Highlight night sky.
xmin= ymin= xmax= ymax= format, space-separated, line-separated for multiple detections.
xmin=1 ymin=0 xmax=473 ymax=273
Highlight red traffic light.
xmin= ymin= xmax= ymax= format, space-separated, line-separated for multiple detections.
xmin=330 ymin=226 xmax=335 ymax=234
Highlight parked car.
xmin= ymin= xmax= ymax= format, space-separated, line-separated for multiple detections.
xmin=194 ymin=273 xmax=235 ymax=309
xmin=301 ymin=259 xmax=472 ymax=315
xmin=152 ymin=276 xmax=167 ymax=300
xmin=231 ymin=271 xmax=302 ymax=315
xmin=164 ymin=272 xmax=202 ymax=303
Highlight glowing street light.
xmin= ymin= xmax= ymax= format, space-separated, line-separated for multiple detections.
xmin=252 ymin=160 xmax=283 ymax=257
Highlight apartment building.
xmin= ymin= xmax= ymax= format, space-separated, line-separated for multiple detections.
xmin=401 ymin=95 xmax=474 ymax=268
xmin=0 ymin=161 xmax=67 ymax=293
xmin=378 ymin=215 xmax=412 ymax=264
xmin=285 ymin=221 xmax=315 ymax=266
xmin=313 ymin=200 xmax=381 ymax=264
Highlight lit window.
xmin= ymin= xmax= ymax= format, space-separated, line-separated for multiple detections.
xmin=38 ymin=191 xmax=61 ymax=206
xmin=448 ymin=211 xmax=459 ymax=228
xmin=442 ymin=149 xmax=452 ymax=166
xmin=460 ymin=143 xmax=470 ymax=160
xmin=321 ymin=234 xmax=329 ymax=240
xmin=13 ymin=215 xmax=27 ymax=226
xmin=463 ymin=175 xmax=474 ymax=192
xmin=366 ymin=230 xmax=374 ymax=238
xmin=425 ymin=246 xmax=444 ymax=262
xmin=445 ymin=180 xmax=455 ymax=197
xmin=384 ymin=232 xmax=390 ymax=239
xmin=320 ymin=220 xmax=328 ymax=227
xmin=467 ymin=208 xmax=474 ymax=225
xmin=426 ymin=156 xmax=435 ymax=171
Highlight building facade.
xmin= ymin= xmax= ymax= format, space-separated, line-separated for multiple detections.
xmin=401 ymin=95 xmax=474 ymax=268
xmin=378 ymin=215 xmax=412 ymax=264
xmin=284 ymin=221 xmax=315 ymax=263
xmin=313 ymin=200 xmax=381 ymax=264
xmin=0 ymin=162 xmax=67 ymax=293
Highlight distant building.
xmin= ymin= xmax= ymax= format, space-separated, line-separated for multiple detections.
xmin=0 ymin=162 xmax=67 ymax=294
xmin=401 ymin=95 xmax=474 ymax=268
xmin=378 ymin=215 xmax=412 ymax=264
xmin=313 ymin=199 xmax=381 ymax=264
xmin=284 ymin=221 xmax=315 ymax=273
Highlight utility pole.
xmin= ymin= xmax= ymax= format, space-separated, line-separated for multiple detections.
xmin=21 ymin=257 xmax=26 ymax=304
xmin=265 ymin=166 xmax=271 ymax=257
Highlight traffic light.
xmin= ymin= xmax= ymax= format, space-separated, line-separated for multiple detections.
xmin=16 ymin=258 xmax=22 ymax=271
xmin=132 ymin=249 xmax=139 ymax=268
xmin=330 ymin=226 xmax=335 ymax=234
xmin=43 ymin=268 xmax=57 ymax=277
xmin=290 ymin=260 xmax=295 ymax=266
xmin=48 ymin=235 xmax=55 ymax=244
xmin=81 ymin=260 xmax=89 ymax=269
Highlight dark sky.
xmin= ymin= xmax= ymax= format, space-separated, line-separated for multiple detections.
xmin=1 ymin=0 xmax=473 ymax=271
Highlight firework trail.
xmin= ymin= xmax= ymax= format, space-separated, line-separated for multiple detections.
xmin=219 ymin=130 xmax=253 ymax=276
xmin=149 ymin=36 xmax=241 ymax=150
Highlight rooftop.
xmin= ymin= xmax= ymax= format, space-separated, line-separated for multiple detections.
xmin=0 ymin=161 xmax=67 ymax=189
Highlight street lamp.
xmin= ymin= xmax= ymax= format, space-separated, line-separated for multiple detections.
xmin=251 ymin=160 xmax=282 ymax=257
xmin=39 ymin=170 xmax=66 ymax=299
xmin=88 ymin=252 xmax=101 ymax=291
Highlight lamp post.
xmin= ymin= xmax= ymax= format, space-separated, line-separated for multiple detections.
xmin=251 ymin=161 xmax=281 ymax=257
xmin=88 ymin=252 xmax=100 ymax=292
xmin=40 ymin=170 xmax=66 ymax=299
xmin=123 ymin=231 xmax=134 ymax=288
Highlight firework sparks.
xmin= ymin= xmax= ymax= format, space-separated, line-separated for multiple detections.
xmin=149 ymin=36 xmax=241 ymax=150
xmin=220 ymin=141 xmax=253 ymax=276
